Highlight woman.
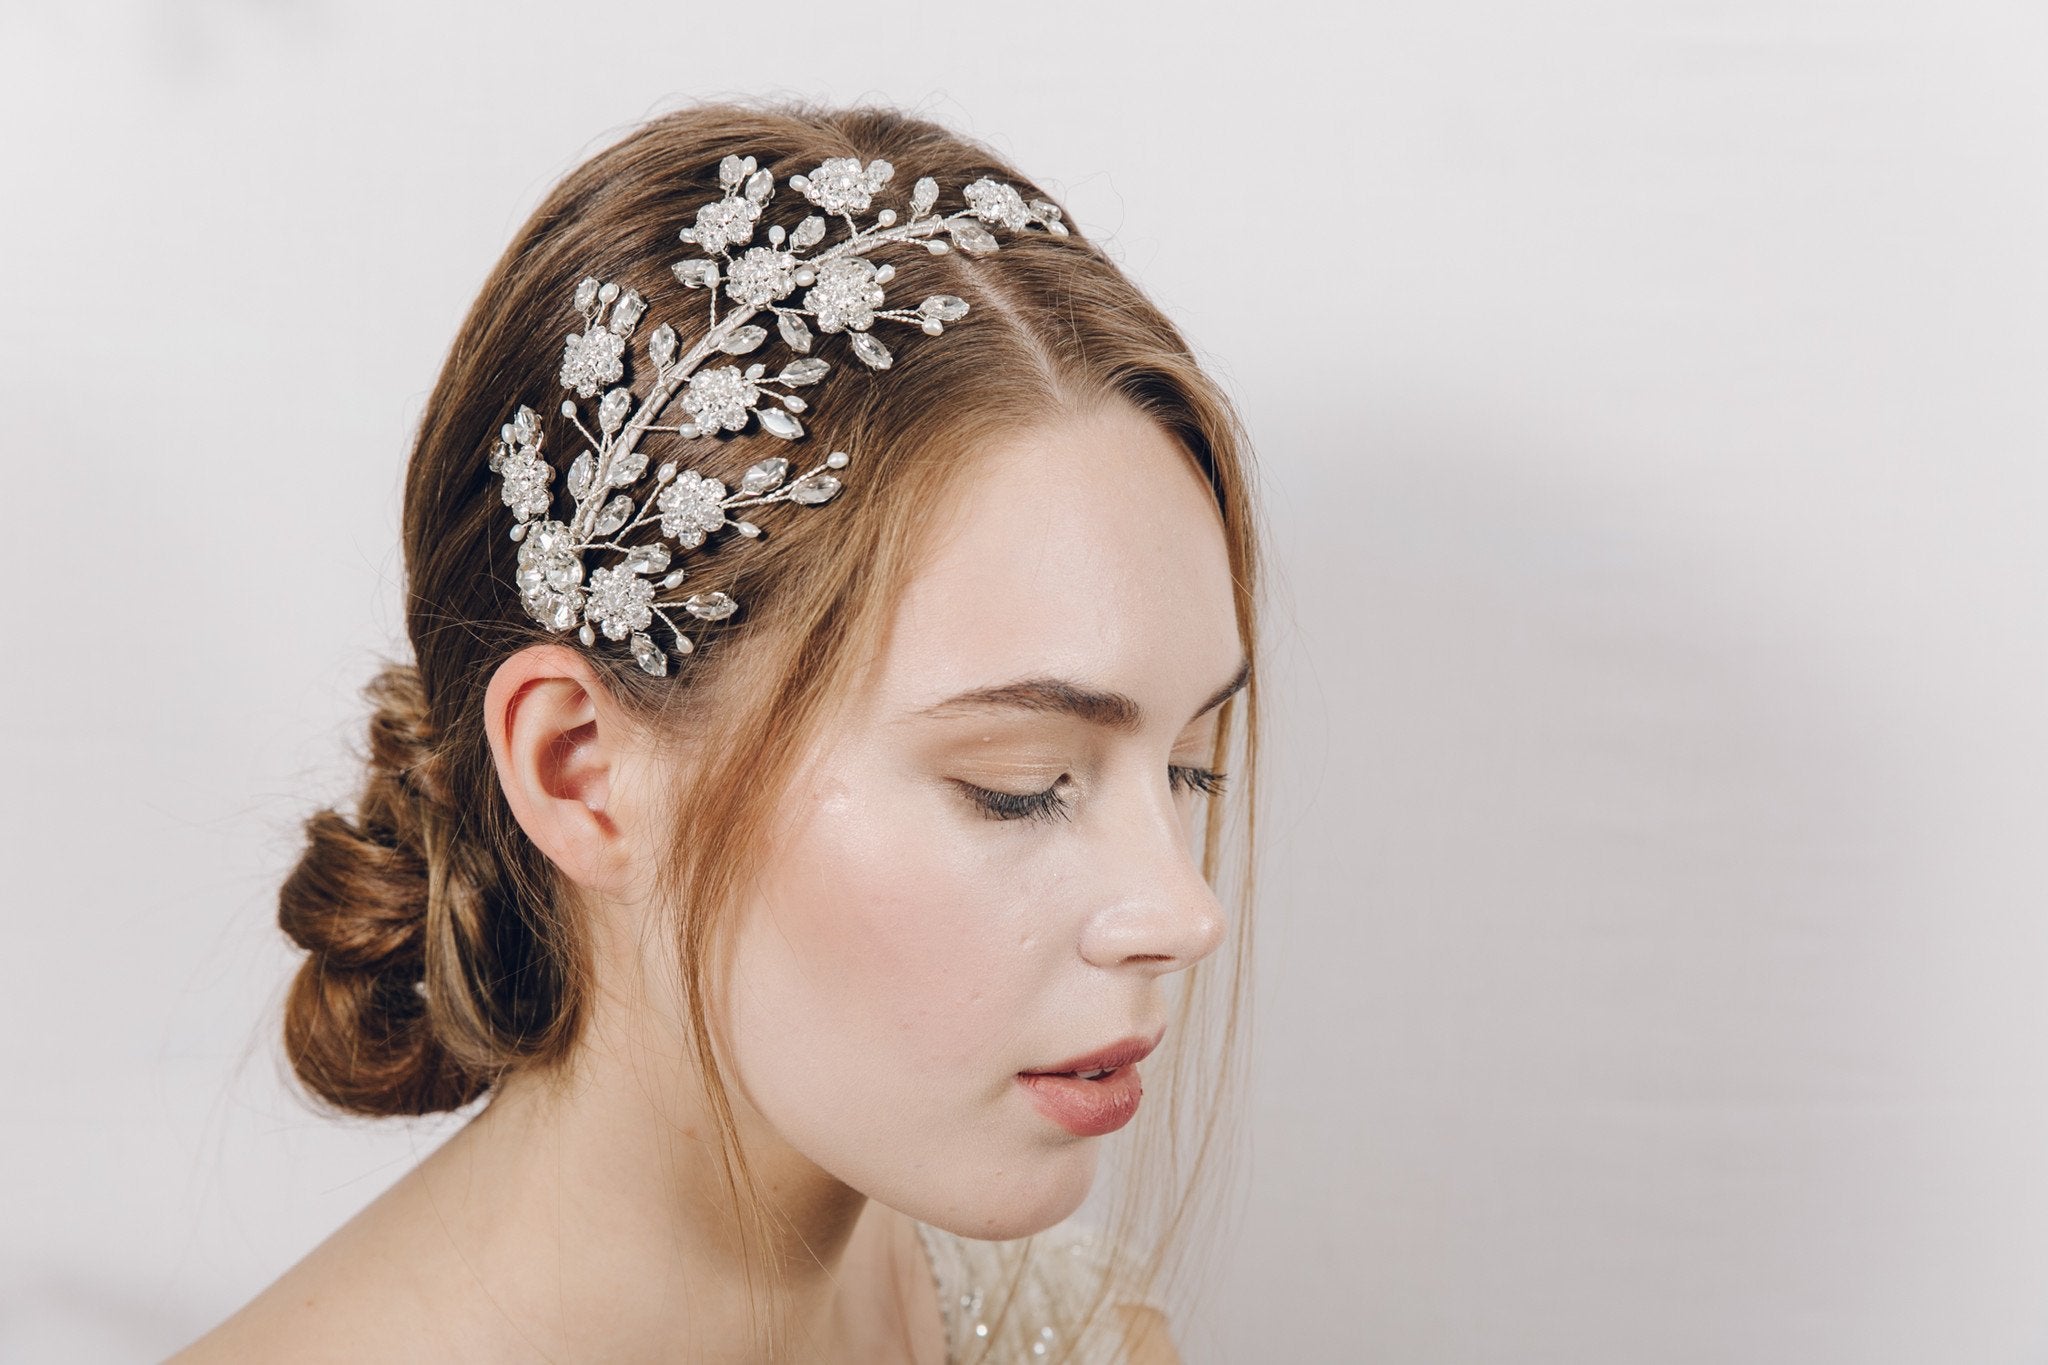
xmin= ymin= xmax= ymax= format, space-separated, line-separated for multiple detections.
xmin=177 ymin=98 xmax=1265 ymax=1363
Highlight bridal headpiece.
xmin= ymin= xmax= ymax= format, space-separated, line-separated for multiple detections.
xmin=486 ymin=151 xmax=1070 ymax=676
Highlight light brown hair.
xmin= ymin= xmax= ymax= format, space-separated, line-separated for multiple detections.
xmin=277 ymin=96 xmax=1265 ymax=1361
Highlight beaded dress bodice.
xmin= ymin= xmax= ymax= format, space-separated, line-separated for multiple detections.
xmin=912 ymin=1219 xmax=1156 ymax=1363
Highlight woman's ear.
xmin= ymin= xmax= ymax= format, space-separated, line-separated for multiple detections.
xmin=483 ymin=643 xmax=641 ymax=896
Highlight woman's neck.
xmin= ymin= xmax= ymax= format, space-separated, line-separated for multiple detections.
xmin=377 ymin=1004 xmax=933 ymax=1362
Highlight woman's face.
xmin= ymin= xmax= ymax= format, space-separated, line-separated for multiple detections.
xmin=717 ymin=400 xmax=1245 ymax=1239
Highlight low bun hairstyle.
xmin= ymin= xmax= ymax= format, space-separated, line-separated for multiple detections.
xmin=279 ymin=663 xmax=461 ymax=1113
xmin=273 ymin=95 xmax=1264 ymax=1351
xmin=279 ymin=659 xmax=561 ymax=1116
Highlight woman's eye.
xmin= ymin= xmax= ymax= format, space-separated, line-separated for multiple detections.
xmin=956 ymin=777 xmax=1073 ymax=824
xmin=956 ymin=766 xmax=1229 ymax=824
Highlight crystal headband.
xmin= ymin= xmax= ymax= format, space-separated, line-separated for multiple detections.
xmin=486 ymin=151 xmax=1070 ymax=676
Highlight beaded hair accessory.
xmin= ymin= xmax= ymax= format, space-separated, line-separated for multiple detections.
xmin=486 ymin=151 xmax=1070 ymax=676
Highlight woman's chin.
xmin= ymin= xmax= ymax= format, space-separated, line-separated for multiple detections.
xmin=891 ymin=1145 xmax=1101 ymax=1242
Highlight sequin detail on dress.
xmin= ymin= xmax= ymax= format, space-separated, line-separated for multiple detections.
xmin=912 ymin=1218 xmax=1163 ymax=1363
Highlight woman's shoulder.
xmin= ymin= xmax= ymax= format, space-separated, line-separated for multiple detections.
xmin=913 ymin=1218 xmax=1179 ymax=1364
xmin=167 ymin=1172 xmax=510 ymax=1364
xmin=168 ymin=1248 xmax=473 ymax=1364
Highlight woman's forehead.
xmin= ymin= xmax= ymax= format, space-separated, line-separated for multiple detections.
xmin=872 ymin=406 xmax=1240 ymax=718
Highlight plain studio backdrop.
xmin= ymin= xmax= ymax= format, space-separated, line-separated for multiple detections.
xmin=4 ymin=1 xmax=2046 ymax=1361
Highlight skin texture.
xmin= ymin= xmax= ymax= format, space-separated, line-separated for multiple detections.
xmin=176 ymin=400 xmax=1238 ymax=1363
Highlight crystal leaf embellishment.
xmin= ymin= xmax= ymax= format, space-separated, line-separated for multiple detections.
xmin=487 ymin=150 xmax=1073 ymax=667
xmin=719 ymin=324 xmax=768 ymax=355
xmin=777 ymin=310 xmax=812 ymax=353
xmin=629 ymin=631 xmax=668 ymax=676
xmin=789 ymin=474 xmax=841 ymax=505
xmin=849 ymin=333 xmax=892 ymax=370
xmin=684 ymin=591 xmax=738 ymax=620
xmin=946 ymin=220 xmax=998 ymax=255
xmin=649 ymin=323 xmax=678 ymax=368
xmin=625 ymin=543 xmax=671 ymax=575
xmin=594 ymin=495 xmax=633 ymax=535
xmin=607 ymin=450 xmax=648 ymax=486
xmin=740 ymin=457 xmax=790 ymax=494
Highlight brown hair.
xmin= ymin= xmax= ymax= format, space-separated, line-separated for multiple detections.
xmin=277 ymin=96 xmax=1265 ymax=1361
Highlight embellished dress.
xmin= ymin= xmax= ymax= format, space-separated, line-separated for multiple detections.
xmin=913 ymin=1219 xmax=1162 ymax=1362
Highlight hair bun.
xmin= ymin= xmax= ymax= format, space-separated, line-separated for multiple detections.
xmin=277 ymin=660 xmax=481 ymax=1115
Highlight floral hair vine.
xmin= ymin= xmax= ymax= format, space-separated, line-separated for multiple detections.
xmin=486 ymin=151 xmax=1071 ymax=676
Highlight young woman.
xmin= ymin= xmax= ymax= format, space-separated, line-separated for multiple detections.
xmin=177 ymin=98 xmax=1266 ymax=1364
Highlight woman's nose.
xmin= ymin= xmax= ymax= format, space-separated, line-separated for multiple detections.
xmin=1076 ymin=773 xmax=1229 ymax=974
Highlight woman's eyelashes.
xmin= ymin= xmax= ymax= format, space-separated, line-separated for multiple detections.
xmin=960 ymin=778 xmax=1074 ymax=824
xmin=955 ymin=765 xmax=1229 ymax=825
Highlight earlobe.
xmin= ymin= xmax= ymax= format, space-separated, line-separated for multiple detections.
xmin=483 ymin=645 xmax=630 ymax=891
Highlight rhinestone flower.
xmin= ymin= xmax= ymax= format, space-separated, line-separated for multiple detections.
xmin=798 ymin=156 xmax=893 ymax=215
xmin=585 ymin=565 xmax=655 ymax=640
xmin=963 ymin=178 xmax=1032 ymax=230
xmin=806 ymin=257 xmax=884 ymax=334
xmin=682 ymin=365 xmax=760 ymax=433
xmin=490 ymin=444 xmax=553 ymax=522
xmin=559 ymin=327 xmax=626 ymax=399
xmin=725 ymin=246 xmax=798 ymax=308
xmin=657 ymin=471 xmax=729 ymax=547
xmin=488 ymin=148 xmax=1070 ymax=675
xmin=690 ymin=196 xmax=760 ymax=254
xmin=514 ymin=521 xmax=586 ymax=630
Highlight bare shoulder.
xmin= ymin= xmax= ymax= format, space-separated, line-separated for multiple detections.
xmin=167 ymin=1274 xmax=385 ymax=1364
xmin=167 ymin=1292 xmax=347 ymax=1364
xmin=1116 ymin=1302 xmax=1182 ymax=1365
xmin=166 ymin=1252 xmax=447 ymax=1365
xmin=165 ymin=1185 xmax=483 ymax=1363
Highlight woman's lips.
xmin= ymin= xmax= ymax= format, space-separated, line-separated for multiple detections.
xmin=1015 ymin=1063 xmax=1144 ymax=1136
xmin=1020 ymin=1026 xmax=1165 ymax=1078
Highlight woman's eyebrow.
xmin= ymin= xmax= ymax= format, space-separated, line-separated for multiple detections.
xmin=912 ymin=656 xmax=1251 ymax=732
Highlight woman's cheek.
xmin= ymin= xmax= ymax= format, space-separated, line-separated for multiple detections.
xmin=759 ymin=769 xmax=1034 ymax=1074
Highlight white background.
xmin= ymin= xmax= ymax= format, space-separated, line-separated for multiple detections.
xmin=4 ymin=1 xmax=2047 ymax=1361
